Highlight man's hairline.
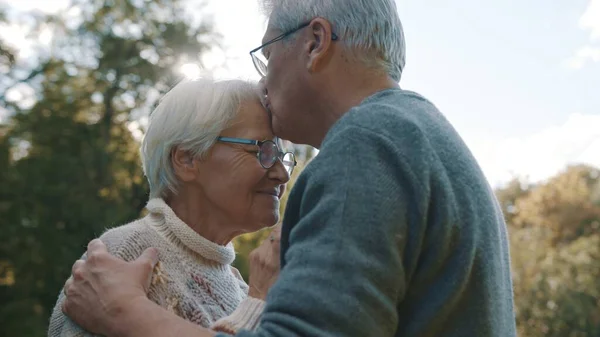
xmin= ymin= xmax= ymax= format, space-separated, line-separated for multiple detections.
xmin=262 ymin=16 xmax=396 ymax=80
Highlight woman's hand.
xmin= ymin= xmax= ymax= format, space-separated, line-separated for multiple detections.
xmin=247 ymin=225 xmax=281 ymax=300
xmin=62 ymin=239 xmax=159 ymax=336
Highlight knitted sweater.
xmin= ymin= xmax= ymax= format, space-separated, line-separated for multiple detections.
xmin=48 ymin=198 xmax=264 ymax=337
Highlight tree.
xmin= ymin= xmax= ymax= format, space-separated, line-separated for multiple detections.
xmin=0 ymin=6 xmax=16 ymax=70
xmin=0 ymin=1 xmax=215 ymax=335
xmin=500 ymin=165 xmax=600 ymax=337
xmin=495 ymin=177 xmax=531 ymax=224
xmin=513 ymin=165 xmax=600 ymax=246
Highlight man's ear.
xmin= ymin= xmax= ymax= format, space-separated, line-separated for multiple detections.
xmin=306 ymin=18 xmax=336 ymax=72
xmin=171 ymin=147 xmax=197 ymax=182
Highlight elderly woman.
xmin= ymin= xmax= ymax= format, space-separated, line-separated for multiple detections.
xmin=48 ymin=78 xmax=295 ymax=336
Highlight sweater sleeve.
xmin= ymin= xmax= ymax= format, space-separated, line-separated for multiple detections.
xmin=225 ymin=123 xmax=430 ymax=337
xmin=210 ymin=297 xmax=265 ymax=334
xmin=209 ymin=266 xmax=265 ymax=334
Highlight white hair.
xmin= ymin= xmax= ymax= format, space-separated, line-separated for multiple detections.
xmin=260 ymin=0 xmax=406 ymax=81
xmin=141 ymin=78 xmax=260 ymax=199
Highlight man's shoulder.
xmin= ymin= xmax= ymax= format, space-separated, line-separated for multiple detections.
xmin=331 ymin=89 xmax=438 ymax=139
xmin=351 ymin=88 xmax=435 ymax=118
xmin=321 ymin=89 xmax=438 ymax=156
xmin=304 ymin=89 xmax=440 ymax=191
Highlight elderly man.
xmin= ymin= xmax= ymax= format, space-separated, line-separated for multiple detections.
xmin=62 ymin=1 xmax=517 ymax=336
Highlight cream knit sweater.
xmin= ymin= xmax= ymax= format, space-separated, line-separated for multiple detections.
xmin=48 ymin=198 xmax=264 ymax=336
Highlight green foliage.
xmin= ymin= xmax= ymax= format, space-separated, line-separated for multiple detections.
xmin=0 ymin=1 xmax=213 ymax=336
xmin=0 ymin=7 xmax=16 ymax=69
xmin=231 ymin=228 xmax=271 ymax=281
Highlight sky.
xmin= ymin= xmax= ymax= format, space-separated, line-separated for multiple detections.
xmin=1 ymin=0 xmax=599 ymax=187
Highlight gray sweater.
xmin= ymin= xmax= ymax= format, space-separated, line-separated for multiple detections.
xmin=229 ymin=88 xmax=517 ymax=337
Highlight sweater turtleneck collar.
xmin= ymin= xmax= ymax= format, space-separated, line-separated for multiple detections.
xmin=145 ymin=198 xmax=236 ymax=265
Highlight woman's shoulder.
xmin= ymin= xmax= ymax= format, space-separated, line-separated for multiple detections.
xmin=48 ymin=218 xmax=156 ymax=337
xmin=97 ymin=216 xmax=157 ymax=261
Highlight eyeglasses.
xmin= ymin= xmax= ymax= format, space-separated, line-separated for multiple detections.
xmin=250 ymin=21 xmax=339 ymax=78
xmin=216 ymin=137 xmax=297 ymax=175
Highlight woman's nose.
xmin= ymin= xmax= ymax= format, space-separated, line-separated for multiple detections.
xmin=268 ymin=159 xmax=290 ymax=184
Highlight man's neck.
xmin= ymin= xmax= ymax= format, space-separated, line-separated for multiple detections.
xmin=311 ymin=75 xmax=399 ymax=149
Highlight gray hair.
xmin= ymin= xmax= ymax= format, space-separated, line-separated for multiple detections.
xmin=141 ymin=78 xmax=260 ymax=199
xmin=260 ymin=0 xmax=406 ymax=81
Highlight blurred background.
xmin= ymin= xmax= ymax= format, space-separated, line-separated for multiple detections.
xmin=0 ymin=0 xmax=599 ymax=336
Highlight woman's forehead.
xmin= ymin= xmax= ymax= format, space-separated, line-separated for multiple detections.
xmin=223 ymin=100 xmax=274 ymax=139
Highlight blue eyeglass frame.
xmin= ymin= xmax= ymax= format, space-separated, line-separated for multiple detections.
xmin=216 ymin=136 xmax=297 ymax=174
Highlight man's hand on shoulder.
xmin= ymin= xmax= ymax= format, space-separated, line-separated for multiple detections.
xmin=62 ymin=239 xmax=159 ymax=336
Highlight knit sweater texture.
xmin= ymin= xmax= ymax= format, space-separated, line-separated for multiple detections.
xmin=229 ymin=88 xmax=517 ymax=337
xmin=48 ymin=198 xmax=264 ymax=336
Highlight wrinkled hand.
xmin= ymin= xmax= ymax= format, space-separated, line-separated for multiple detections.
xmin=248 ymin=225 xmax=281 ymax=300
xmin=62 ymin=239 xmax=159 ymax=336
